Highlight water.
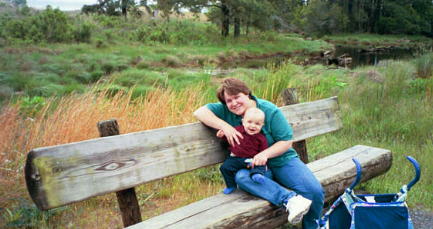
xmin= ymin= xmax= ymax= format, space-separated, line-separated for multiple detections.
xmin=200 ymin=45 xmax=425 ymax=77
xmin=219 ymin=46 xmax=421 ymax=70
xmin=333 ymin=45 xmax=418 ymax=68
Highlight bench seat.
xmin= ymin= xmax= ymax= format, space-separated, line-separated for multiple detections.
xmin=129 ymin=145 xmax=391 ymax=229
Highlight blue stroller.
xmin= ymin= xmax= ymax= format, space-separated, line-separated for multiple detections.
xmin=318 ymin=156 xmax=421 ymax=229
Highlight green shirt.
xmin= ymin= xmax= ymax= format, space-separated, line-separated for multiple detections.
xmin=206 ymin=95 xmax=298 ymax=167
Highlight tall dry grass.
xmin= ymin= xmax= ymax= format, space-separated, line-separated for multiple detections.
xmin=0 ymin=83 xmax=217 ymax=227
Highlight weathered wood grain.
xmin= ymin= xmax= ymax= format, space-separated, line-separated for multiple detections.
xmin=25 ymin=97 xmax=341 ymax=210
xmin=98 ymin=119 xmax=142 ymax=227
xmin=128 ymin=145 xmax=392 ymax=229
xmin=282 ymin=88 xmax=309 ymax=163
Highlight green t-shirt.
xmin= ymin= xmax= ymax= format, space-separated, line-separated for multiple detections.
xmin=206 ymin=95 xmax=298 ymax=167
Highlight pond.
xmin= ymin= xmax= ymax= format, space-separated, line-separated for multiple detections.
xmin=200 ymin=44 xmax=431 ymax=77
xmin=333 ymin=45 xmax=421 ymax=68
xmin=217 ymin=45 xmax=425 ymax=70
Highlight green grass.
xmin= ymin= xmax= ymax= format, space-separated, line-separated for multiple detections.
xmin=1 ymin=54 xmax=432 ymax=228
xmin=0 ymin=34 xmax=331 ymax=103
xmin=323 ymin=33 xmax=433 ymax=49
xmin=278 ymin=60 xmax=433 ymax=209
xmin=1 ymin=15 xmax=433 ymax=226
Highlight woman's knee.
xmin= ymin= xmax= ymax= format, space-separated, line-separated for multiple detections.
xmin=310 ymin=182 xmax=325 ymax=203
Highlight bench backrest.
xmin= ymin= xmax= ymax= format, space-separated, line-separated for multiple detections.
xmin=25 ymin=96 xmax=341 ymax=210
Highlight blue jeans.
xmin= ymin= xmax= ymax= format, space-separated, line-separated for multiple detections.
xmin=235 ymin=157 xmax=324 ymax=229
xmin=220 ymin=156 xmax=267 ymax=188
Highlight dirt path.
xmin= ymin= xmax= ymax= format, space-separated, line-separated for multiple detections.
xmin=411 ymin=208 xmax=433 ymax=229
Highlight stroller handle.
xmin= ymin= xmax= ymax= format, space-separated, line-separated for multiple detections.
xmin=349 ymin=158 xmax=362 ymax=190
xmin=406 ymin=156 xmax=421 ymax=191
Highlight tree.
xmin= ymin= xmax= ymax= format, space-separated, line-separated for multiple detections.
xmin=81 ymin=0 xmax=135 ymax=17
xmin=11 ymin=0 xmax=26 ymax=7
xmin=157 ymin=0 xmax=180 ymax=21
xmin=204 ymin=0 xmax=288 ymax=37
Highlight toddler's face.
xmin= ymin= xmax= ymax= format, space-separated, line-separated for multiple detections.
xmin=242 ymin=113 xmax=264 ymax=135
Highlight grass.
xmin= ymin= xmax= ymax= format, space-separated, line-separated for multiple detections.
xmin=322 ymin=33 xmax=433 ymax=49
xmin=1 ymin=15 xmax=433 ymax=226
xmin=0 ymin=35 xmax=331 ymax=103
xmin=1 ymin=53 xmax=432 ymax=227
xmin=0 ymin=83 xmax=221 ymax=228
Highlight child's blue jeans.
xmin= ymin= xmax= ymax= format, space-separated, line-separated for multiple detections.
xmin=220 ymin=156 xmax=266 ymax=188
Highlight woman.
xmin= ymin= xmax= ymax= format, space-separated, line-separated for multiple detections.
xmin=193 ymin=78 xmax=324 ymax=229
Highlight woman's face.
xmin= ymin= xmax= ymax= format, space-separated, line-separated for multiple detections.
xmin=224 ymin=92 xmax=251 ymax=116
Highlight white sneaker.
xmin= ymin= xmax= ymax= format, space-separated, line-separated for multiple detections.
xmin=285 ymin=195 xmax=312 ymax=224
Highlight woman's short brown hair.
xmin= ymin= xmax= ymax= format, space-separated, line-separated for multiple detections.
xmin=217 ymin=78 xmax=252 ymax=104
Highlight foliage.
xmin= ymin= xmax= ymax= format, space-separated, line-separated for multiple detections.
xmin=72 ymin=21 xmax=93 ymax=43
xmin=9 ymin=0 xmax=26 ymax=7
xmin=328 ymin=0 xmax=433 ymax=35
xmin=133 ymin=20 xmax=219 ymax=45
xmin=82 ymin=0 xmax=136 ymax=16
xmin=297 ymin=1 xmax=349 ymax=36
xmin=2 ymin=198 xmax=66 ymax=228
xmin=2 ymin=6 xmax=73 ymax=43
xmin=18 ymin=96 xmax=46 ymax=117
xmin=376 ymin=1 xmax=427 ymax=34
xmin=1 ymin=53 xmax=433 ymax=227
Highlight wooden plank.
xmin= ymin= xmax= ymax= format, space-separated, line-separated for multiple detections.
xmin=129 ymin=145 xmax=392 ymax=229
xmin=25 ymin=97 xmax=342 ymax=210
xmin=283 ymin=96 xmax=342 ymax=141
xmin=282 ymin=88 xmax=309 ymax=163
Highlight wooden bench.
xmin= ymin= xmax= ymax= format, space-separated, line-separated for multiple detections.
xmin=24 ymin=96 xmax=392 ymax=228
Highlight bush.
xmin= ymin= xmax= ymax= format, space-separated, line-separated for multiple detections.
xmin=0 ymin=6 xmax=96 ymax=44
xmin=3 ymin=6 xmax=74 ymax=43
xmin=133 ymin=20 xmax=219 ymax=45
xmin=72 ymin=22 xmax=92 ymax=43
xmin=298 ymin=1 xmax=349 ymax=36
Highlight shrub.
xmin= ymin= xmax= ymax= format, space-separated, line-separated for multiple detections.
xmin=72 ymin=22 xmax=92 ymax=43
xmin=3 ymin=6 xmax=74 ymax=43
xmin=133 ymin=20 xmax=219 ymax=45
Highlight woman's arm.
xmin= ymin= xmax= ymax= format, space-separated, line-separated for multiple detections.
xmin=193 ymin=106 xmax=243 ymax=146
xmin=252 ymin=140 xmax=293 ymax=166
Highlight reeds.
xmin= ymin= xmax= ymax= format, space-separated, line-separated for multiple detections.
xmin=0 ymin=83 xmax=214 ymax=227
xmin=1 ymin=56 xmax=433 ymax=227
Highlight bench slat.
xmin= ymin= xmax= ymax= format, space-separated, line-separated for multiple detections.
xmin=129 ymin=145 xmax=392 ymax=229
xmin=25 ymin=97 xmax=341 ymax=210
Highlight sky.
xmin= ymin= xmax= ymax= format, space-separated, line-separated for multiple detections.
xmin=27 ymin=0 xmax=99 ymax=11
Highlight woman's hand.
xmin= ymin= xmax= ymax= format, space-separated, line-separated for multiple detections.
xmin=220 ymin=124 xmax=243 ymax=146
xmin=252 ymin=151 xmax=268 ymax=167
xmin=194 ymin=106 xmax=242 ymax=145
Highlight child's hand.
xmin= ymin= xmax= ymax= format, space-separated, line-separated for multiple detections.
xmin=216 ymin=129 xmax=225 ymax=138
